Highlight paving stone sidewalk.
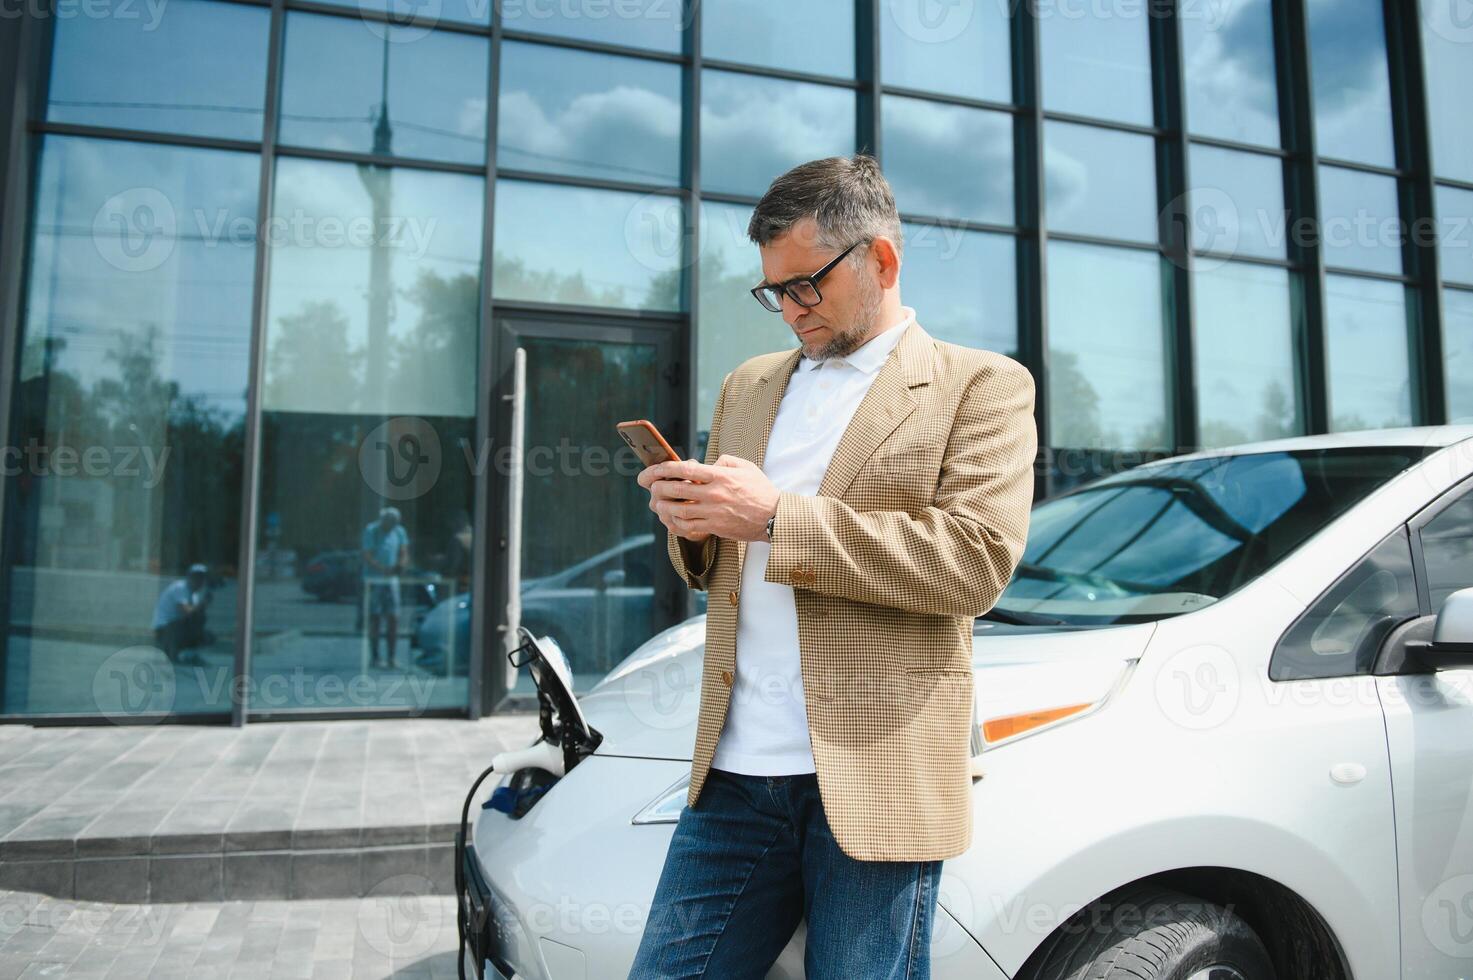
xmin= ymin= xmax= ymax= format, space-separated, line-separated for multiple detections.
xmin=0 ymin=887 xmax=465 ymax=979
xmin=0 ymin=716 xmax=539 ymax=904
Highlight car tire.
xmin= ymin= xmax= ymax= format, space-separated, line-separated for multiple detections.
xmin=1024 ymin=884 xmax=1276 ymax=980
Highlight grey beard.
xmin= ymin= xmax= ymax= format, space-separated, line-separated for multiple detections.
xmin=806 ymin=274 xmax=885 ymax=362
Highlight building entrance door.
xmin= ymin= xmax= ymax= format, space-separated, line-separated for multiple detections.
xmin=488 ymin=312 xmax=688 ymax=707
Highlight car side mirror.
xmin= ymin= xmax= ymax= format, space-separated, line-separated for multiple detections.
xmin=1406 ymin=587 xmax=1473 ymax=670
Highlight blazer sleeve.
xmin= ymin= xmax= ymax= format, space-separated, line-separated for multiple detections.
xmin=763 ymin=360 xmax=1036 ymax=618
xmin=665 ymin=370 xmax=732 ymax=591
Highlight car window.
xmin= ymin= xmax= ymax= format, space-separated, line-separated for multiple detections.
xmin=993 ymin=446 xmax=1434 ymax=627
xmin=1270 ymin=527 xmax=1419 ymax=680
xmin=1417 ymin=483 xmax=1473 ymax=610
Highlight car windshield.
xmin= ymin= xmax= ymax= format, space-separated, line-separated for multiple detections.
xmin=989 ymin=446 xmax=1437 ymax=627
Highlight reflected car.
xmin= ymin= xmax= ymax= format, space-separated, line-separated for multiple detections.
xmin=413 ymin=534 xmax=663 ymax=675
xmin=301 ymin=549 xmax=439 ymax=607
xmin=465 ymin=425 xmax=1473 ymax=980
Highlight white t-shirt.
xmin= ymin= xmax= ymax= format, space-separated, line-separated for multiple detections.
xmin=711 ymin=310 xmax=915 ymax=775
xmin=152 ymin=580 xmax=193 ymax=630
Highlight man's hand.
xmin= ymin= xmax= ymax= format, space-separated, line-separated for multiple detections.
xmin=637 ymin=455 xmax=779 ymax=543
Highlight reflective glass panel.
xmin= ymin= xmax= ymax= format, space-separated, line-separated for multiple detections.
xmin=703 ymin=0 xmax=853 ymax=77
xmin=1045 ymin=242 xmax=1168 ymax=452
xmin=700 ymin=70 xmax=855 ymax=198
xmin=880 ymin=0 xmax=1010 ymax=102
xmin=1181 ymin=0 xmax=1280 ymax=147
xmin=497 ymin=40 xmax=681 ymax=185
xmin=1309 ymin=0 xmax=1396 ymax=166
xmin=1192 ymin=262 xmax=1303 ymax=448
xmin=279 ymin=12 xmax=489 ymax=165
xmin=2 ymin=135 xmax=258 ymax=718
xmin=882 ymin=96 xmax=1012 ymax=225
xmin=898 ymin=223 xmax=1016 ymax=356
xmin=1045 ymin=122 xmax=1158 ymax=244
xmin=249 ymin=157 xmax=484 ymax=712
xmin=1324 ymin=274 xmax=1413 ymax=431
xmin=493 ymin=179 xmax=686 ymax=311
xmin=46 ymin=0 xmax=269 ymax=141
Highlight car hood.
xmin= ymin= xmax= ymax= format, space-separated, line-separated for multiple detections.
xmin=581 ymin=616 xmax=1156 ymax=761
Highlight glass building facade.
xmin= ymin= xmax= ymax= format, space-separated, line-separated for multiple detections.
xmin=0 ymin=0 xmax=1468 ymax=723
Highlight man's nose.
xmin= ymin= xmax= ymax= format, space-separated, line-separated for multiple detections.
xmin=780 ymin=291 xmax=809 ymax=326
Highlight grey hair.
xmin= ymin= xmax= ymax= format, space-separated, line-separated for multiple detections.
xmin=746 ymin=154 xmax=903 ymax=263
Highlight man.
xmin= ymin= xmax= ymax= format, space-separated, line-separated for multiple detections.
xmin=362 ymin=506 xmax=410 ymax=669
xmin=152 ymin=563 xmax=212 ymax=666
xmin=629 ymin=155 xmax=1036 ymax=979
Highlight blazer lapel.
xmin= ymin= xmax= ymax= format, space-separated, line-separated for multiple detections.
xmin=729 ymin=347 xmax=802 ymax=574
xmin=814 ymin=320 xmax=933 ymax=501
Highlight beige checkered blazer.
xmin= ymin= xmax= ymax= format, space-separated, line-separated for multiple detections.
xmin=666 ymin=319 xmax=1037 ymax=862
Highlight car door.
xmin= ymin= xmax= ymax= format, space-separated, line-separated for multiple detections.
xmin=1376 ymin=474 xmax=1473 ymax=975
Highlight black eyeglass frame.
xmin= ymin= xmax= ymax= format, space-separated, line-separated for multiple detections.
xmin=749 ymin=239 xmax=867 ymax=313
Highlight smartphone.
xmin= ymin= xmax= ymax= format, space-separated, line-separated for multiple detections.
xmin=616 ymin=419 xmax=682 ymax=468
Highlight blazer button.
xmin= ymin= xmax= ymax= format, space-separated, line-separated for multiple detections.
xmin=721 ymin=669 xmax=733 ymax=687
xmin=728 ymin=590 xmax=738 ymax=607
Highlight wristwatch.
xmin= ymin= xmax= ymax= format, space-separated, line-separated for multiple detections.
xmin=764 ymin=512 xmax=776 ymax=543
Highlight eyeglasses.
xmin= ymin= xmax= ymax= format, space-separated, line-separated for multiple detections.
xmin=749 ymin=239 xmax=866 ymax=314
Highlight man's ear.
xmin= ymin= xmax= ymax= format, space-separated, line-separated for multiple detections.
xmin=871 ymin=236 xmax=901 ymax=289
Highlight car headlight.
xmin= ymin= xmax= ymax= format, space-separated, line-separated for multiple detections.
xmin=632 ymin=772 xmax=690 ymax=825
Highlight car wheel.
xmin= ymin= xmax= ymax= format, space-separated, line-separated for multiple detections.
xmin=1025 ymin=885 xmax=1275 ymax=980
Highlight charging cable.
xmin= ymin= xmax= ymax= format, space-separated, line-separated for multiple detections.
xmin=455 ymin=740 xmax=571 ymax=980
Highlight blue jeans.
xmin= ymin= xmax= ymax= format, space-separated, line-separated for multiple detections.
xmin=627 ymin=767 xmax=943 ymax=979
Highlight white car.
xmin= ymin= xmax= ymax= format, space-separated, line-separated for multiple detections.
xmin=463 ymin=425 xmax=1473 ymax=980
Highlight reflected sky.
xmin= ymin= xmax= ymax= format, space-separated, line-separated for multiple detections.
xmin=703 ymin=0 xmax=853 ymax=77
xmin=696 ymin=201 xmax=795 ymax=430
xmin=1422 ymin=0 xmax=1473 ymax=182
xmin=1046 ymin=242 xmax=1167 ymax=451
xmin=1045 ymin=122 xmax=1158 ymax=244
xmin=1308 ymin=0 xmax=1396 ymax=166
xmin=1181 ymin=0 xmax=1279 ymax=147
xmin=1189 ymin=145 xmax=1285 ymax=260
xmin=1447 ymin=289 xmax=1473 ymax=424
xmin=1039 ymin=5 xmax=1153 ymax=125
xmin=1437 ymin=185 xmax=1473 ymax=288
xmin=46 ymin=0 xmax=268 ymax=141
xmin=898 ymin=223 xmax=1015 ymax=356
xmin=500 ymin=0 xmax=682 ymax=51
xmin=1318 ymin=165 xmax=1402 ymax=276
xmin=1192 ymin=262 xmax=1301 ymax=448
xmin=700 ymin=70 xmax=855 ymax=197
xmin=498 ymin=41 xmax=681 ymax=185
xmin=279 ymin=12 xmax=489 ymax=165
xmin=883 ymin=97 xmax=1012 ymax=224
xmin=1324 ymin=274 xmax=1412 ymax=431
xmin=493 ymin=179 xmax=685 ymax=313
xmin=264 ymin=157 xmax=484 ymax=417
xmin=20 ymin=135 xmax=258 ymax=414
xmin=880 ymin=0 xmax=1009 ymax=102
xmin=311 ymin=0 xmax=488 ymax=27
